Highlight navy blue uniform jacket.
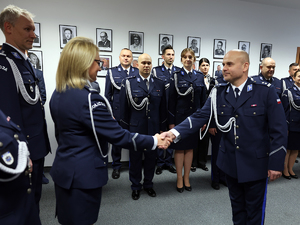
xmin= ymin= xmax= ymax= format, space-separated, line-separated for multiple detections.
xmin=281 ymin=76 xmax=294 ymax=94
xmin=174 ymin=78 xmax=287 ymax=183
xmin=252 ymin=73 xmax=282 ymax=98
xmin=119 ymin=75 xmax=167 ymax=135
xmin=282 ymin=85 xmax=300 ymax=132
xmin=105 ymin=65 xmax=139 ymax=121
xmin=50 ymin=86 xmax=154 ymax=190
xmin=0 ymin=44 xmax=50 ymax=160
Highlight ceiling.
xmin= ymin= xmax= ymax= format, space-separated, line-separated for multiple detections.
xmin=240 ymin=0 xmax=300 ymax=11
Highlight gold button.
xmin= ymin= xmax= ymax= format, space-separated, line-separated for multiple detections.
xmin=104 ymin=162 xmax=106 ymax=165
xmin=148 ymin=117 xmax=150 ymax=119
xmin=27 ymin=188 xmax=32 ymax=194
xmin=236 ymin=125 xmax=239 ymax=128
xmin=253 ymin=112 xmax=256 ymax=115
xmin=27 ymin=135 xmax=30 ymax=138
xmin=221 ymin=112 xmax=224 ymax=114
xmin=190 ymin=107 xmax=192 ymax=109
xmin=0 ymin=142 xmax=3 ymax=147
xmin=144 ymin=149 xmax=147 ymax=151
xmin=235 ymin=115 xmax=238 ymax=118
xmin=236 ymin=136 xmax=239 ymax=139
xmin=14 ymin=134 xmax=19 ymax=140
xmin=17 ymin=125 xmax=20 ymax=127
xmin=25 ymin=171 xmax=29 ymax=176
xmin=236 ymin=146 xmax=240 ymax=149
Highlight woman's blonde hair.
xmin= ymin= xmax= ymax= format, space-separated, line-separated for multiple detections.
xmin=56 ymin=36 xmax=99 ymax=92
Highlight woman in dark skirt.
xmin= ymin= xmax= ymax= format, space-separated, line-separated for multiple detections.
xmin=282 ymin=69 xmax=300 ymax=179
xmin=169 ymin=48 xmax=206 ymax=192
xmin=50 ymin=37 xmax=168 ymax=225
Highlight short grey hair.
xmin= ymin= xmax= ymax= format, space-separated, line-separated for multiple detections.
xmin=0 ymin=5 xmax=34 ymax=32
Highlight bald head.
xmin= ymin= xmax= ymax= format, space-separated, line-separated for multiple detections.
xmin=138 ymin=53 xmax=152 ymax=78
xmin=260 ymin=57 xmax=275 ymax=79
xmin=222 ymin=50 xmax=250 ymax=86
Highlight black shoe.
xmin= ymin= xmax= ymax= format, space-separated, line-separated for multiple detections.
xmin=282 ymin=173 xmax=291 ymax=180
xmin=176 ymin=186 xmax=184 ymax=193
xmin=167 ymin=165 xmax=177 ymax=173
xmin=184 ymin=185 xmax=192 ymax=191
xmin=144 ymin=188 xmax=156 ymax=197
xmin=155 ymin=167 xmax=163 ymax=175
xmin=112 ymin=169 xmax=120 ymax=179
xmin=42 ymin=174 xmax=49 ymax=184
xmin=211 ymin=182 xmax=220 ymax=190
xmin=132 ymin=190 xmax=140 ymax=200
xmin=199 ymin=164 xmax=209 ymax=171
xmin=289 ymin=173 xmax=298 ymax=179
xmin=219 ymin=180 xmax=227 ymax=187
xmin=191 ymin=166 xmax=196 ymax=172
xmin=295 ymin=159 xmax=299 ymax=163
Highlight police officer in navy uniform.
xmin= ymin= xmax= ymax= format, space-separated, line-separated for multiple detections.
xmin=281 ymin=63 xmax=299 ymax=94
xmin=164 ymin=50 xmax=287 ymax=224
xmin=120 ymin=53 xmax=168 ymax=200
xmin=215 ymin=64 xmax=223 ymax=79
xmin=168 ymin=48 xmax=206 ymax=192
xmin=105 ymin=48 xmax=139 ymax=179
xmin=152 ymin=46 xmax=178 ymax=175
xmin=0 ymin=109 xmax=41 ymax=225
xmin=0 ymin=5 xmax=51 ymax=211
xmin=251 ymin=57 xmax=282 ymax=98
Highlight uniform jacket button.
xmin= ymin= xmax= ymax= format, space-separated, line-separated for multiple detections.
xmin=0 ymin=142 xmax=3 ymax=147
xmin=236 ymin=146 xmax=240 ymax=149
xmin=14 ymin=134 xmax=19 ymax=140
xmin=27 ymin=188 xmax=32 ymax=194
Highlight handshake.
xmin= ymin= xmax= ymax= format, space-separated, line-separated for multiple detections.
xmin=154 ymin=131 xmax=176 ymax=149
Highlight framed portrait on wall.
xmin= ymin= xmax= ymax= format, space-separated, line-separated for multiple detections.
xmin=132 ymin=57 xmax=138 ymax=68
xmin=187 ymin=36 xmax=201 ymax=57
xmin=59 ymin=25 xmax=77 ymax=49
xmin=33 ymin=22 xmax=41 ymax=47
xmin=213 ymin=61 xmax=223 ymax=78
xmin=129 ymin=31 xmax=144 ymax=54
xmin=96 ymin=28 xmax=112 ymax=52
xmin=158 ymin=58 xmax=164 ymax=66
xmin=260 ymin=43 xmax=272 ymax=61
xmin=193 ymin=60 xmax=199 ymax=71
xmin=238 ymin=41 xmax=250 ymax=54
xmin=213 ymin=39 xmax=226 ymax=59
xmin=159 ymin=34 xmax=173 ymax=55
xmin=28 ymin=50 xmax=43 ymax=71
xmin=97 ymin=54 xmax=112 ymax=77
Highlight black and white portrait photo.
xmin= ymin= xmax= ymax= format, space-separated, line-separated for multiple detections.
xmin=260 ymin=43 xmax=272 ymax=61
xmin=213 ymin=61 xmax=223 ymax=79
xmin=187 ymin=36 xmax=201 ymax=57
xmin=33 ymin=22 xmax=41 ymax=47
xmin=159 ymin=34 xmax=173 ymax=55
xmin=129 ymin=31 xmax=144 ymax=54
xmin=97 ymin=54 xmax=112 ymax=77
xmin=96 ymin=28 xmax=112 ymax=52
xmin=158 ymin=58 xmax=164 ymax=66
xmin=28 ymin=50 xmax=43 ymax=71
xmin=132 ymin=57 xmax=138 ymax=68
xmin=213 ymin=39 xmax=226 ymax=59
xmin=238 ymin=41 xmax=250 ymax=55
xmin=59 ymin=25 xmax=77 ymax=49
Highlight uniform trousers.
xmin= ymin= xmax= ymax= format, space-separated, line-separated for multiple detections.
xmin=32 ymin=157 xmax=45 ymax=211
xmin=226 ymin=175 xmax=268 ymax=225
xmin=157 ymin=148 xmax=173 ymax=167
xmin=211 ymin=131 xmax=225 ymax=183
xmin=111 ymin=121 xmax=123 ymax=170
xmin=129 ymin=149 xmax=157 ymax=190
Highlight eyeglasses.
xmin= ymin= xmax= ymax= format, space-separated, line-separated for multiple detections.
xmin=94 ymin=60 xmax=103 ymax=67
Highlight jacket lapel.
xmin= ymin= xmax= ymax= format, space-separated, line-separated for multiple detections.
xmin=234 ymin=78 xmax=253 ymax=111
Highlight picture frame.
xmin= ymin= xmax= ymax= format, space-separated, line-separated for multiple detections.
xmin=193 ymin=60 xmax=199 ymax=71
xmin=97 ymin=54 xmax=112 ymax=77
xmin=213 ymin=61 xmax=223 ymax=78
xmin=187 ymin=36 xmax=201 ymax=58
xmin=260 ymin=43 xmax=272 ymax=61
xmin=33 ymin=22 xmax=41 ymax=47
xmin=132 ymin=57 xmax=138 ymax=68
xmin=213 ymin=39 xmax=226 ymax=59
xmin=238 ymin=41 xmax=250 ymax=55
xmin=28 ymin=50 xmax=43 ymax=71
xmin=158 ymin=58 xmax=164 ymax=66
xmin=129 ymin=31 xmax=144 ymax=54
xmin=159 ymin=34 xmax=173 ymax=55
xmin=96 ymin=28 xmax=112 ymax=52
xmin=59 ymin=25 xmax=77 ymax=49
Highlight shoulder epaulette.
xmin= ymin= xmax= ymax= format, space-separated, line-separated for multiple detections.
xmin=254 ymin=81 xmax=271 ymax=87
xmin=215 ymin=82 xmax=227 ymax=88
xmin=153 ymin=76 xmax=163 ymax=81
xmin=0 ymin=52 xmax=6 ymax=57
xmin=127 ymin=75 xmax=136 ymax=79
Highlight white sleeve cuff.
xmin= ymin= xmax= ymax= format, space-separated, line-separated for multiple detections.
xmin=170 ymin=129 xmax=181 ymax=143
xmin=152 ymin=136 xmax=158 ymax=150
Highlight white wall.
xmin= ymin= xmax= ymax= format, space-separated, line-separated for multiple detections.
xmin=1 ymin=0 xmax=299 ymax=166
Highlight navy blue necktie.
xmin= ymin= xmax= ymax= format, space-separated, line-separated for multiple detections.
xmin=124 ymin=70 xmax=128 ymax=75
xmin=235 ymin=88 xmax=240 ymax=101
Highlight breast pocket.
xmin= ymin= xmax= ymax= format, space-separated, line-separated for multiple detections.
xmin=244 ymin=106 xmax=265 ymax=128
xmin=131 ymin=90 xmax=145 ymax=104
xmin=217 ymin=104 xmax=233 ymax=116
xmin=151 ymin=89 xmax=162 ymax=98
xmin=244 ymin=107 xmax=264 ymax=117
xmin=114 ymin=77 xmax=123 ymax=86
xmin=22 ymin=73 xmax=36 ymax=95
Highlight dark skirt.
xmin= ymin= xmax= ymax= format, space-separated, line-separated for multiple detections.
xmin=287 ymin=131 xmax=300 ymax=150
xmin=55 ymin=184 xmax=102 ymax=225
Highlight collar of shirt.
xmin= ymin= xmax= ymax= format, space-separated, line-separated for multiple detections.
xmin=122 ymin=66 xmax=130 ymax=75
xmin=183 ymin=67 xmax=192 ymax=74
xmin=164 ymin=64 xmax=173 ymax=71
xmin=294 ymin=84 xmax=300 ymax=91
xmin=139 ymin=74 xmax=150 ymax=82
xmin=5 ymin=43 xmax=27 ymax=60
xmin=230 ymin=79 xmax=247 ymax=97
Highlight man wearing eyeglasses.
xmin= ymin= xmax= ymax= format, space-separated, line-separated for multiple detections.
xmin=98 ymin=31 xmax=110 ymax=48
xmin=105 ymin=48 xmax=139 ymax=179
